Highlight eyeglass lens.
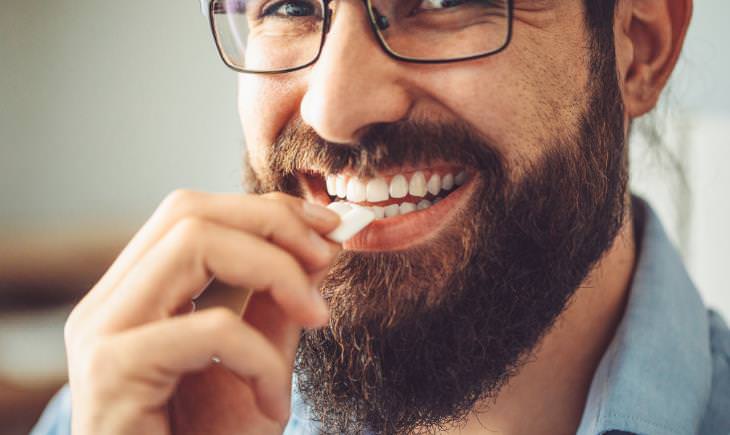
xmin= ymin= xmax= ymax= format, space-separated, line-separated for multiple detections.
xmin=210 ymin=0 xmax=509 ymax=72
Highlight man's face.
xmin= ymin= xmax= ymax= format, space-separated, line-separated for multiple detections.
xmin=237 ymin=0 xmax=627 ymax=433
xmin=240 ymin=0 xmax=596 ymax=188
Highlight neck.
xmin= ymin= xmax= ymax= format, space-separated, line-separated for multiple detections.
xmin=439 ymin=203 xmax=638 ymax=435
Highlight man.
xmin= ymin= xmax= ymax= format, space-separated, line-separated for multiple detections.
xmin=32 ymin=0 xmax=729 ymax=433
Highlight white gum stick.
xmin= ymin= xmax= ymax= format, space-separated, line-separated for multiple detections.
xmin=325 ymin=202 xmax=375 ymax=243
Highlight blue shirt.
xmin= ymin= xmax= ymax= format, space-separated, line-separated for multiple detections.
xmin=31 ymin=199 xmax=730 ymax=434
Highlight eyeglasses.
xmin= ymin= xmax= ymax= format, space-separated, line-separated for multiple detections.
xmin=201 ymin=0 xmax=512 ymax=74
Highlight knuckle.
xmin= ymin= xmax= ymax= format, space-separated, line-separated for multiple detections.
xmin=159 ymin=189 xmax=198 ymax=218
xmin=165 ymin=217 xmax=212 ymax=281
xmin=64 ymin=305 xmax=91 ymax=349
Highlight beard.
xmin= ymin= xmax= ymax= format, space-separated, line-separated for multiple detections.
xmin=242 ymin=22 xmax=627 ymax=435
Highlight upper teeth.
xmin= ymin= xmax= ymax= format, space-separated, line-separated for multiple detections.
xmin=441 ymin=173 xmax=454 ymax=191
xmin=427 ymin=173 xmax=441 ymax=196
xmin=336 ymin=175 xmax=347 ymax=198
xmin=366 ymin=178 xmax=389 ymax=202
xmin=325 ymin=170 xmax=467 ymax=204
xmin=408 ymin=171 xmax=427 ymax=197
xmin=346 ymin=177 xmax=367 ymax=202
xmin=389 ymin=174 xmax=408 ymax=199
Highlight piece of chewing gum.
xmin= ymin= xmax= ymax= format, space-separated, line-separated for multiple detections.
xmin=325 ymin=202 xmax=375 ymax=243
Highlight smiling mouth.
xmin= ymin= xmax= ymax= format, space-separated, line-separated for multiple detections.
xmin=298 ymin=163 xmax=478 ymax=251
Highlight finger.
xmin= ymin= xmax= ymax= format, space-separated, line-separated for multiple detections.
xmin=106 ymin=308 xmax=293 ymax=424
xmin=244 ymin=292 xmax=303 ymax=362
xmin=73 ymin=191 xmax=338 ymax=321
xmin=260 ymin=192 xmax=340 ymax=234
xmin=107 ymin=191 xmax=338 ymax=292
xmin=95 ymin=217 xmax=329 ymax=332
xmin=173 ymin=300 xmax=196 ymax=317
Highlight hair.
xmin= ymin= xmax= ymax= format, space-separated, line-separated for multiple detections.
xmin=584 ymin=1 xmax=618 ymax=46
xmin=584 ymin=1 xmax=619 ymax=25
xmin=582 ymin=0 xmax=690 ymax=244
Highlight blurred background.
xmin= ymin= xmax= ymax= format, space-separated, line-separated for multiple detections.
xmin=1 ymin=0 xmax=728 ymax=433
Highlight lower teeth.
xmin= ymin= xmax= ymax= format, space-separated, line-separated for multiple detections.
xmin=330 ymin=192 xmax=449 ymax=219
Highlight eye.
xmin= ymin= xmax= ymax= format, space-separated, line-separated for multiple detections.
xmin=261 ymin=0 xmax=318 ymax=17
xmin=418 ymin=0 xmax=469 ymax=11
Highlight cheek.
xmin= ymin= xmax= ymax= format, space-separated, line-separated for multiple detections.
xmin=417 ymin=37 xmax=590 ymax=174
xmin=238 ymin=74 xmax=305 ymax=171
xmin=414 ymin=58 xmax=551 ymax=169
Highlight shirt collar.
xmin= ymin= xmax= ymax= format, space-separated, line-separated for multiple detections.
xmin=576 ymin=197 xmax=713 ymax=435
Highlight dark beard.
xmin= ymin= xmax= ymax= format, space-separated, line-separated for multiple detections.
xmin=242 ymin=22 xmax=627 ymax=435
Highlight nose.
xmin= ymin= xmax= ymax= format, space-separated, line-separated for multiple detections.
xmin=300 ymin=0 xmax=412 ymax=144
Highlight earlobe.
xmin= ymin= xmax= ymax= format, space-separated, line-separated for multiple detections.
xmin=619 ymin=0 xmax=692 ymax=118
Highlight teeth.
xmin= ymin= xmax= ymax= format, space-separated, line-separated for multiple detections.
xmin=346 ymin=178 xmax=366 ymax=202
xmin=454 ymin=171 xmax=467 ymax=186
xmin=441 ymin=173 xmax=454 ymax=191
xmin=408 ymin=171 xmax=427 ymax=197
xmin=329 ymin=198 xmax=434 ymax=220
xmin=366 ymin=178 xmax=389 ymax=202
xmin=336 ymin=175 xmax=347 ymax=198
xmin=399 ymin=202 xmax=416 ymax=215
xmin=326 ymin=175 xmax=337 ymax=196
xmin=326 ymin=169 xmax=463 ymax=204
xmin=371 ymin=205 xmax=385 ymax=219
xmin=384 ymin=204 xmax=400 ymax=217
xmin=389 ymin=174 xmax=408 ymax=198
xmin=427 ymin=174 xmax=441 ymax=196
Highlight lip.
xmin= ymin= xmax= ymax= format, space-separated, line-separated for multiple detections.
xmin=320 ymin=163 xmax=466 ymax=181
xmin=300 ymin=172 xmax=479 ymax=251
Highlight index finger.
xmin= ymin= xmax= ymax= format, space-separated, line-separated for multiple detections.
xmin=75 ymin=191 xmax=339 ymax=318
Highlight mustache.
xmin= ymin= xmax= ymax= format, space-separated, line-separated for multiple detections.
xmin=267 ymin=117 xmax=507 ymax=179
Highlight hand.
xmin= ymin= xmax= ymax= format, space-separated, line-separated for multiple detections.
xmin=63 ymin=190 xmax=341 ymax=435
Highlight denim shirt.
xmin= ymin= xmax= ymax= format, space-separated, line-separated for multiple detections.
xmin=31 ymin=198 xmax=730 ymax=435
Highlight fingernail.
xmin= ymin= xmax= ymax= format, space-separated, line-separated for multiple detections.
xmin=302 ymin=201 xmax=339 ymax=224
xmin=309 ymin=230 xmax=334 ymax=261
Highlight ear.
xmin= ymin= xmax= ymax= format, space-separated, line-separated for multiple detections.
xmin=614 ymin=0 xmax=693 ymax=118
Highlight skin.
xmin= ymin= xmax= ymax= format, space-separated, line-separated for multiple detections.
xmin=64 ymin=0 xmax=692 ymax=433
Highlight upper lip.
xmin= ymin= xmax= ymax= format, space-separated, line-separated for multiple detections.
xmin=299 ymin=160 xmax=468 ymax=178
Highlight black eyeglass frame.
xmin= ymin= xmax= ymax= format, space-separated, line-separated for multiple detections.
xmin=205 ymin=0 xmax=514 ymax=74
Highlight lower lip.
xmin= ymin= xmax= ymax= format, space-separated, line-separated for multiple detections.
xmin=341 ymin=177 xmax=478 ymax=251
